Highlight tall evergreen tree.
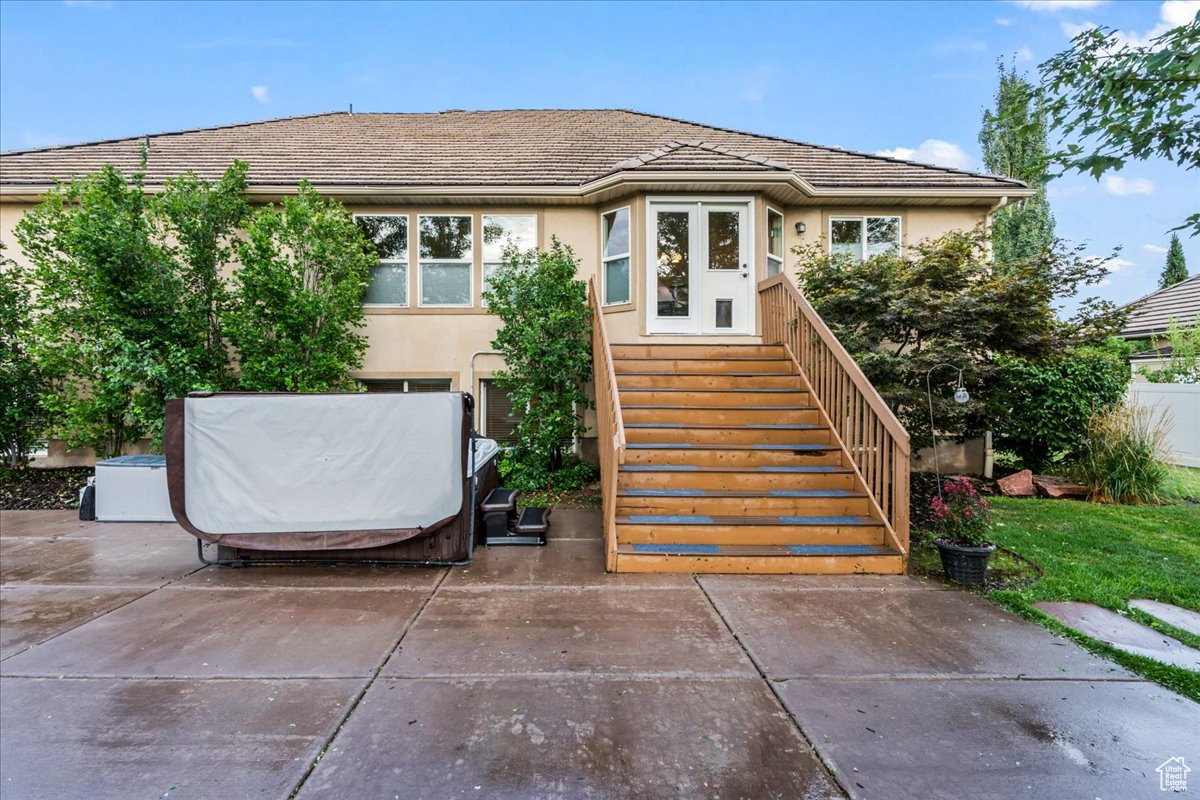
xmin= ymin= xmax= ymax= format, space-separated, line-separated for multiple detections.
xmin=980 ymin=62 xmax=1056 ymax=266
xmin=1160 ymin=233 xmax=1189 ymax=288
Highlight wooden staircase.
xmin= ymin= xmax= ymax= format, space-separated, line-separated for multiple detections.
xmin=609 ymin=343 xmax=904 ymax=574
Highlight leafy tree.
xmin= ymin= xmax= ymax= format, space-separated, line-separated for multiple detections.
xmin=979 ymin=62 xmax=1056 ymax=266
xmin=993 ymin=345 xmax=1130 ymax=471
xmin=225 ymin=181 xmax=374 ymax=392
xmin=13 ymin=166 xmax=184 ymax=457
xmin=0 ymin=244 xmax=45 ymax=467
xmin=1139 ymin=318 xmax=1200 ymax=384
xmin=793 ymin=229 xmax=1121 ymax=452
xmin=1038 ymin=15 xmax=1200 ymax=234
xmin=154 ymin=161 xmax=250 ymax=390
xmin=483 ymin=238 xmax=594 ymax=490
xmin=1160 ymin=233 xmax=1189 ymax=288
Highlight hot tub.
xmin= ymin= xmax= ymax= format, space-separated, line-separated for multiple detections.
xmin=165 ymin=392 xmax=499 ymax=565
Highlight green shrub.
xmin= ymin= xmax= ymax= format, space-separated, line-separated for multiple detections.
xmin=484 ymin=238 xmax=592 ymax=490
xmin=0 ymin=244 xmax=45 ymax=467
xmin=992 ymin=345 xmax=1130 ymax=471
xmin=1138 ymin=319 xmax=1200 ymax=384
xmin=1072 ymin=404 xmax=1170 ymax=504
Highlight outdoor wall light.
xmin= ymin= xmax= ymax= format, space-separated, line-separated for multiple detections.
xmin=794 ymin=221 xmax=807 ymax=235
xmin=926 ymin=364 xmax=973 ymax=498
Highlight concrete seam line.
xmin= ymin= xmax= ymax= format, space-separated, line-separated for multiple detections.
xmin=285 ymin=567 xmax=450 ymax=800
xmin=692 ymin=575 xmax=854 ymax=800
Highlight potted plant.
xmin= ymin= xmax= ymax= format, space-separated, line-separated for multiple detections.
xmin=931 ymin=476 xmax=995 ymax=585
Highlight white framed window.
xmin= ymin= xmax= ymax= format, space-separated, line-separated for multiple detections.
xmin=418 ymin=214 xmax=473 ymax=307
xmin=601 ymin=206 xmax=631 ymax=306
xmin=482 ymin=214 xmax=538 ymax=303
xmin=362 ymin=378 xmax=452 ymax=393
xmin=829 ymin=216 xmax=901 ymax=260
xmin=355 ymin=214 xmax=409 ymax=306
xmin=766 ymin=207 xmax=785 ymax=277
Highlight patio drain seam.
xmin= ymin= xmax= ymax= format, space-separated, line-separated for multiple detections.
xmin=285 ymin=567 xmax=450 ymax=800
xmin=693 ymin=576 xmax=854 ymax=800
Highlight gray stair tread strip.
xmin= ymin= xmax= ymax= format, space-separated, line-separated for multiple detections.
xmin=621 ymin=543 xmax=897 ymax=557
xmin=616 ymin=372 xmax=795 ymax=377
xmin=618 ymin=514 xmax=878 ymax=526
xmin=619 ymin=488 xmax=858 ymax=498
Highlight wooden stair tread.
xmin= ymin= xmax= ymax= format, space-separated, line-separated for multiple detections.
xmin=616 ymin=514 xmax=880 ymax=526
xmin=616 ymin=543 xmax=898 ymax=556
xmin=618 ymin=488 xmax=864 ymax=498
xmin=623 ymin=404 xmax=816 ymax=410
xmin=625 ymin=423 xmax=821 ymax=430
xmin=617 ymin=371 xmax=796 ymax=377
xmin=614 ymin=356 xmax=790 ymax=362
xmin=620 ymin=387 xmax=800 ymax=393
xmin=620 ymin=464 xmax=851 ymax=473
xmin=626 ymin=442 xmax=837 ymax=451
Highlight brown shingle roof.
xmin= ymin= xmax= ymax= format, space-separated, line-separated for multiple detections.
xmin=0 ymin=109 xmax=1027 ymax=192
xmin=1119 ymin=274 xmax=1200 ymax=338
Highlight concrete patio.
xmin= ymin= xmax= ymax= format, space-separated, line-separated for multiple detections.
xmin=1 ymin=509 xmax=1196 ymax=800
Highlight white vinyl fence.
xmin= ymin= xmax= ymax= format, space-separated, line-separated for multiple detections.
xmin=1128 ymin=383 xmax=1200 ymax=468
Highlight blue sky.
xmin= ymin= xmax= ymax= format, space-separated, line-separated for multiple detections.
xmin=1 ymin=0 xmax=1196 ymax=312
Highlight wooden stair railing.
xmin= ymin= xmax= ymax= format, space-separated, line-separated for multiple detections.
xmin=758 ymin=274 xmax=911 ymax=557
xmin=588 ymin=277 xmax=627 ymax=571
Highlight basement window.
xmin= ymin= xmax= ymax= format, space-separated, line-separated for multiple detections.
xmin=481 ymin=379 xmax=523 ymax=445
xmin=829 ymin=216 xmax=901 ymax=260
xmin=362 ymin=378 xmax=453 ymax=393
xmin=602 ymin=206 xmax=631 ymax=305
xmin=355 ymin=215 xmax=409 ymax=306
xmin=419 ymin=215 xmax=473 ymax=307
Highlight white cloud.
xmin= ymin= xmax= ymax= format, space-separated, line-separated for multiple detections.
xmin=1107 ymin=257 xmax=1135 ymax=273
xmin=1103 ymin=175 xmax=1155 ymax=196
xmin=876 ymin=140 xmax=975 ymax=171
xmin=994 ymin=16 xmax=1016 ymax=25
xmin=250 ymin=85 xmax=269 ymax=103
xmin=1015 ymin=45 xmax=1035 ymax=61
xmin=1143 ymin=243 xmax=1169 ymax=254
xmin=1162 ymin=0 xmax=1200 ymax=27
xmin=1012 ymin=0 xmax=1106 ymax=10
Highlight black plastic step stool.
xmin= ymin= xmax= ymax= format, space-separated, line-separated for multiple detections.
xmin=480 ymin=488 xmax=550 ymax=546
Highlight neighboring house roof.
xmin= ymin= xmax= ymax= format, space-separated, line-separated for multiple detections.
xmin=1118 ymin=274 xmax=1200 ymax=338
xmin=0 ymin=109 xmax=1028 ymax=201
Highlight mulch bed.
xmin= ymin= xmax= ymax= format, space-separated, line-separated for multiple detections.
xmin=0 ymin=467 xmax=91 ymax=511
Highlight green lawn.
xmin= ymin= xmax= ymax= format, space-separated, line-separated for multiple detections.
xmin=984 ymin=495 xmax=1199 ymax=699
xmin=911 ymin=471 xmax=1200 ymax=700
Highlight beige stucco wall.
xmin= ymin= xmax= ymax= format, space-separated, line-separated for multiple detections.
xmin=0 ymin=194 xmax=993 ymax=462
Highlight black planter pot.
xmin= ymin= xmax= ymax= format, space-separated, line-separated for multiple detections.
xmin=934 ymin=539 xmax=996 ymax=585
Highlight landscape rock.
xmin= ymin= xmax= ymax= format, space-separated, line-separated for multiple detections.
xmin=996 ymin=469 xmax=1034 ymax=497
xmin=1032 ymin=475 xmax=1090 ymax=500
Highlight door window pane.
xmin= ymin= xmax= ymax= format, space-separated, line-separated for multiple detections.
xmin=715 ymin=299 xmax=733 ymax=329
xmin=419 ymin=215 xmax=472 ymax=260
xmin=421 ymin=263 xmax=471 ymax=306
xmin=603 ymin=207 xmax=630 ymax=258
xmin=830 ymin=219 xmax=863 ymax=259
xmin=866 ymin=217 xmax=900 ymax=257
xmin=604 ymin=257 xmax=630 ymax=305
xmin=364 ymin=263 xmax=408 ymax=305
xmin=656 ymin=211 xmax=690 ymax=317
xmin=707 ymin=210 xmax=740 ymax=270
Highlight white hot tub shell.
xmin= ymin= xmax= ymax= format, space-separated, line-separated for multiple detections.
xmin=95 ymin=455 xmax=175 ymax=522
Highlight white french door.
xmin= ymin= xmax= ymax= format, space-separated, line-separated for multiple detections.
xmin=647 ymin=200 xmax=753 ymax=335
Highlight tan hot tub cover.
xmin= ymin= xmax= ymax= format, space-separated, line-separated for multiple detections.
xmin=165 ymin=392 xmax=472 ymax=552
